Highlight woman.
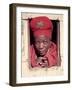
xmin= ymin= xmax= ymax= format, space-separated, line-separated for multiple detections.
xmin=30 ymin=16 xmax=58 ymax=68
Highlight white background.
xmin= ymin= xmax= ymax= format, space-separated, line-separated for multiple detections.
xmin=0 ymin=0 xmax=72 ymax=90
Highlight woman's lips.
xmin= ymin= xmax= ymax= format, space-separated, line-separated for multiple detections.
xmin=39 ymin=49 xmax=45 ymax=52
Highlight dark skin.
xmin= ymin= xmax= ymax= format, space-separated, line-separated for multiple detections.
xmin=34 ymin=35 xmax=51 ymax=67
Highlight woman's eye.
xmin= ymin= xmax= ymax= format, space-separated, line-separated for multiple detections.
xmin=35 ymin=41 xmax=40 ymax=44
xmin=43 ymin=41 xmax=48 ymax=44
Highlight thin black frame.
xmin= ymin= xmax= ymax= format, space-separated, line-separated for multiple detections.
xmin=9 ymin=3 xmax=70 ymax=86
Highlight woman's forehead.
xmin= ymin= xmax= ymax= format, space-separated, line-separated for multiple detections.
xmin=34 ymin=35 xmax=49 ymax=40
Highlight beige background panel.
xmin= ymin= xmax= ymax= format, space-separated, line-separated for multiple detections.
xmin=21 ymin=13 xmax=64 ymax=77
xmin=22 ymin=61 xmax=63 ymax=77
xmin=21 ymin=12 xmax=63 ymax=21
xmin=21 ymin=20 xmax=30 ymax=62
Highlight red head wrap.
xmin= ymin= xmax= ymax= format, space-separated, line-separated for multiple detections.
xmin=30 ymin=16 xmax=53 ymax=39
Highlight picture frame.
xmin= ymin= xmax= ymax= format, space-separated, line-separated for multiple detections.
xmin=9 ymin=3 xmax=70 ymax=86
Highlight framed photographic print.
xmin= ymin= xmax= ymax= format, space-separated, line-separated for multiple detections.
xmin=9 ymin=3 xmax=70 ymax=86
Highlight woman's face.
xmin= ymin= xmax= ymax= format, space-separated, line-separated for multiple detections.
xmin=34 ymin=35 xmax=51 ymax=56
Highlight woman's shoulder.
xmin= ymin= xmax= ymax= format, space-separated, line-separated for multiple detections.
xmin=49 ymin=41 xmax=57 ymax=53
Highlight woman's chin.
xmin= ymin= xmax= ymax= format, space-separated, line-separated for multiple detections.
xmin=39 ymin=53 xmax=46 ymax=56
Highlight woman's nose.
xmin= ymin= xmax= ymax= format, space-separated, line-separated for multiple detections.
xmin=39 ymin=42 xmax=44 ymax=49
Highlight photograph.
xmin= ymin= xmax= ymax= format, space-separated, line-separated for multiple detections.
xmin=21 ymin=13 xmax=61 ymax=77
xmin=9 ymin=3 xmax=70 ymax=86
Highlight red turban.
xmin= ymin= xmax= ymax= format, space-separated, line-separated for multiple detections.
xmin=30 ymin=16 xmax=53 ymax=38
